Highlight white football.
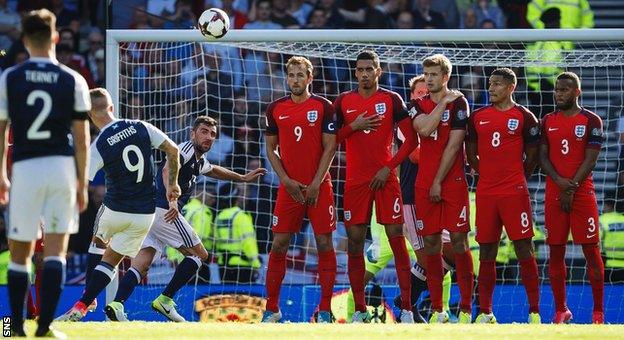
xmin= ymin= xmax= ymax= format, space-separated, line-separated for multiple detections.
xmin=198 ymin=8 xmax=230 ymax=39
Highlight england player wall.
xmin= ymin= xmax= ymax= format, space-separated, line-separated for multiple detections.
xmin=1 ymin=284 xmax=623 ymax=323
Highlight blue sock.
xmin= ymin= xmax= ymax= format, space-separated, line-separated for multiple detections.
xmin=37 ymin=257 xmax=65 ymax=332
xmin=114 ymin=267 xmax=141 ymax=303
xmin=80 ymin=261 xmax=115 ymax=306
xmin=162 ymin=256 xmax=201 ymax=299
xmin=7 ymin=262 xmax=30 ymax=333
xmin=85 ymin=244 xmax=105 ymax=286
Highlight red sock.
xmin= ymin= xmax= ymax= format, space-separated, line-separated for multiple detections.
xmin=317 ymin=250 xmax=336 ymax=312
xmin=348 ymin=253 xmax=366 ymax=312
xmin=454 ymin=250 xmax=474 ymax=312
xmin=389 ymin=235 xmax=412 ymax=309
xmin=519 ymin=256 xmax=540 ymax=313
xmin=425 ymin=253 xmax=443 ymax=312
xmin=582 ymin=244 xmax=604 ymax=312
xmin=478 ymin=259 xmax=496 ymax=314
xmin=548 ymin=245 xmax=567 ymax=312
xmin=265 ymin=251 xmax=287 ymax=312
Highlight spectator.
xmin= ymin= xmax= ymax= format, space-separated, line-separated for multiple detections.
xmin=164 ymin=0 xmax=196 ymax=29
xmin=316 ymin=0 xmax=345 ymax=28
xmin=0 ymin=0 xmax=20 ymax=52
xmin=56 ymin=43 xmax=95 ymax=87
xmin=396 ymin=11 xmax=414 ymax=29
xmin=413 ymin=0 xmax=446 ymax=29
xmin=527 ymin=0 xmax=593 ymax=29
xmin=2 ymin=40 xmax=28 ymax=69
xmin=337 ymin=0 xmax=393 ymax=29
xmin=337 ymin=0 xmax=367 ymax=28
xmin=244 ymin=0 xmax=282 ymax=29
xmin=430 ymin=0 xmax=460 ymax=28
xmin=460 ymin=7 xmax=478 ymax=29
xmin=111 ymin=0 xmax=146 ymax=28
xmin=213 ymin=182 xmax=261 ymax=283
xmin=460 ymin=71 xmax=488 ymax=111
xmin=271 ymin=0 xmax=300 ymax=29
xmin=51 ymin=0 xmax=80 ymax=32
xmin=147 ymin=0 xmax=176 ymax=17
xmin=306 ymin=8 xmax=330 ymax=29
xmin=289 ymin=0 xmax=314 ymax=27
xmin=129 ymin=5 xmax=152 ymax=29
xmin=84 ymin=29 xmax=104 ymax=85
xmin=498 ymin=0 xmax=530 ymax=28
xmin=472 ymin=0 xmax=506 ymax=29
xmin=220 ymin=0 xmax=248 ymax=29
xmin=204 ymin=0 xmax=250 ymax=16
xmin=93 ymin=48 xmax=105 ymax=87
xmin=480 ymin=18 xmax=496 ymax=29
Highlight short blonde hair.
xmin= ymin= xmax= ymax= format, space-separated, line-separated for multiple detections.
xmin=286 ymin=56 xmax=313 ymax=77
xmin=422 ymin=54 xmax=452 ymax=76
xmin=408 ymin=74 xmax=425 ymax=93
xmin=89 ymin=88 xmax=112 ymax=114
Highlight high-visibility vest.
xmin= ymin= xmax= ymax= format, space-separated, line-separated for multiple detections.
xmin=526 ymin=0 xmax=594 ymax=29
xmin=526 ymin=40 xmax=574 ymax=92
xmin=214 ymin=206 xmax=261 ymax=268
xmin=600 ymin=211 xmax=624 ymax=268
xmin=0 ymin=250 xmax=8 ymax=285
xmin=183 ymin=198 xmax=215 ymax=251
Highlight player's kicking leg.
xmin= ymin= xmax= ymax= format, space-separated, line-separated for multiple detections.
xmin=105 ymin=247 xmax=157 ymax=322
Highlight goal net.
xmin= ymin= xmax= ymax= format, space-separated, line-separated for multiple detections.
xmin=107 ymin=29 xmax=624 ymax=323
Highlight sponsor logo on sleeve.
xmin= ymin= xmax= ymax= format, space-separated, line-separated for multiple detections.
xmin=456 ymin=110 xmax=467 ymax=120
xmin=591 ymin=127 xmax=603 ymax=137
xmin=529 ymin=126 xmax=539 ymax=136
xmin=408 ymin=106 xmax=418 ymax=118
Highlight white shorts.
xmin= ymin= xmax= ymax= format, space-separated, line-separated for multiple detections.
xmin=93 ymin=205 xmax=155 ymax=258
xmin=403 ymin=204 xmax=450 ymax=251
xmin=141 ymin=207 xmax=201 ymax=253
xmin=8 ymin=156 xmax=78 ymax=241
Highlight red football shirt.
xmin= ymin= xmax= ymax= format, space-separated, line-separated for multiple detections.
xmin=467 ymin=104 xmax=539 ymax=196
xmin=334 ymin=88 xmax=416 ymax=182
xmin=411 ymin=95 xmax=469 ymax=190
xmin=265 ymin=94 xmax=335 ymax=184
xmin=540 ymin=108 xmax=603 ymax=194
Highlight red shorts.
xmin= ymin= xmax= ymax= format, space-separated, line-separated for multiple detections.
xmin=476 ymin=194 xmax=534 ymax=243
xmin=545 ymin=190 xmax=599 ymax=245
xmin=343 ymin=177 xmax=403 ymax=227
xmin=272 ymin=180 xmax=336 ymax=234
xmin=414 ymin=187 xmax=470 ymax=236
xmin=34 ymin=238 xmax=44 ymax=252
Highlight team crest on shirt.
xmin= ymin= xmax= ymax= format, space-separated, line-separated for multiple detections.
xmin=307 ymin=110 xmax=318 ymax=123
xmin=441 ymin=110 xmax=450 ymax=122
xmin=575 ymin=125 xmax=586 ymax=138
xmin=344 ymin=211 xmax=352 ymax=221
xmin=507 ymin=119 xmax=519 ymax=131
xmin=272 ymin=215 xmax=279 ymax=226
xmin=375 ymin=103 xmax=386 ymax=115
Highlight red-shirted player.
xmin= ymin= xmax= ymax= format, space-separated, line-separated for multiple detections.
xmin=262 ymin=56 xmax=337 ymax=323
xmin=539 ymin=72 xmax=605 ymax=324
xmin=334 ymin=50 xmax=417 ymax=323
xmin=466 ymin=68 xmax=541 ymax=324
xmin=411 ymin=54 xmax=474 ymax=324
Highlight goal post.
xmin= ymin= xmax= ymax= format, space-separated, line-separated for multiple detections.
xmin=104 ymin=28 xmax=624 ymax=323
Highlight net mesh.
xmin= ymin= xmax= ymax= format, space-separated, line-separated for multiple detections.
xmin=114 ymin=38 xmax=624 ymax=322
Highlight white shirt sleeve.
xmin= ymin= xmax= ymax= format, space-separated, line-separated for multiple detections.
xmin=180 ymin=141 xmax=194 ymax=164
xmin=0 ymin=70 xmax=9 ymax=121
xmin=73 ymin=73 xmax=91 ymax=112
xmin=88 ymin=142 xmax=104 ymax=181
xmin=199 ymin=157 xmax=214 ymax=175
xmin=142 ymin=121 xmax=171 ymax=149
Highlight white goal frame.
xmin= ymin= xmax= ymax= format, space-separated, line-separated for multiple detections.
xmin=105 ymin=28 xmax=624 ymax=115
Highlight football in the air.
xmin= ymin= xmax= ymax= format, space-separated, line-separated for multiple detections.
xmin=198 ymin=8 xmax=230 ymax=39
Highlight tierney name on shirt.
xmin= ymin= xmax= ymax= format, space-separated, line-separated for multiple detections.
xmin=25 ymin=70 xmax=59 ymax=84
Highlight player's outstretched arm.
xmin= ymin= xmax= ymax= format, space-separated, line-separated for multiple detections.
xmin=306 ymin=133 xmax=336 ymax=206
xmin=265 ymin=134 xmax=306 ymax=203
xmin=0 ymin=120 xmax=9 ymax=204
xmin=72 ymin=119 xmax=91 ymax=212
xmin=430 ymin=129 xmax=465 ymax=202
xmin=159 ymin=139 xmax=181 ymax=201
xmin=207 ymin=165 xmax=267 ymax=182
xmin=413 ymin=90 xmax=463 ymax=137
